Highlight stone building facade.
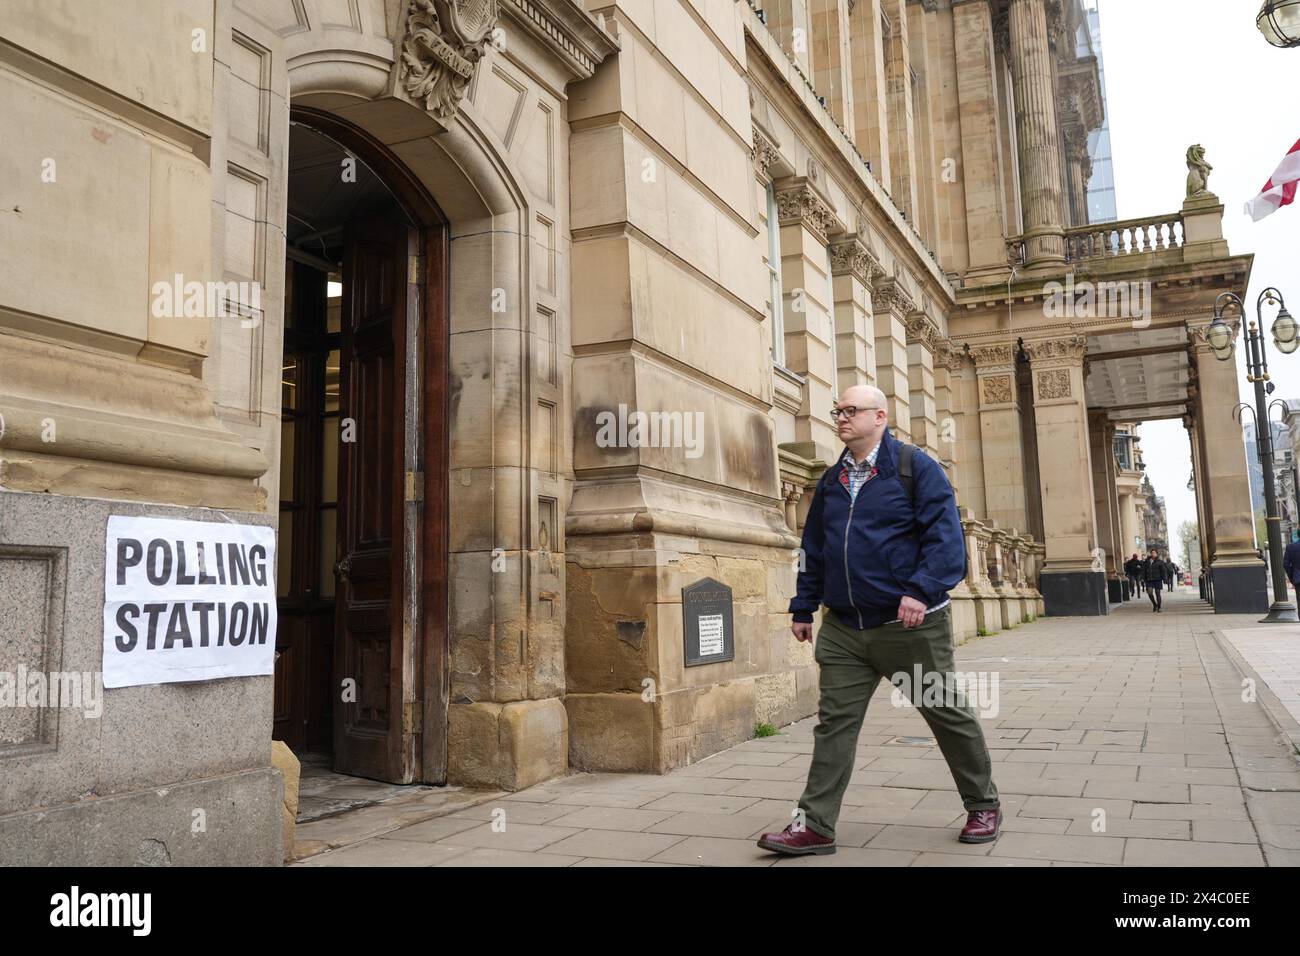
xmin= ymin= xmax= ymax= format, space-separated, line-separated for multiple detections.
xmin=0 ymin=0 xmax=1260 ymax=864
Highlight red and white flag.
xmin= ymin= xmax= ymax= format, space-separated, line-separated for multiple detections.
xmin=1245 ymin=137 xmax=1300 ymax=222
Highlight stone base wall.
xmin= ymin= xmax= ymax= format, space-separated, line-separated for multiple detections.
xmin=565 ymin=527 xmax=814 ymax=774
xmin=0 ymin=491 xmax=280 ymax=865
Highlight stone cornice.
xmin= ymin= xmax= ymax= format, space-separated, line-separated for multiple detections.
xmin=501 ymin=0 xmax=620 ymax=80
xmin=774 ymin=179 xmax=840 ymax=242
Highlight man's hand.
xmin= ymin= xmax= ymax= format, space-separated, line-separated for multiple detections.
xmin=792 ymin=622 xmax=814 ymax=643
xmin=897 ymin=595 xmax=926 ymax=629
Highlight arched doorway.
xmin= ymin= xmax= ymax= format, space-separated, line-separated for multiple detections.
xmin=274 ymin=108 xmax=449 ymax=785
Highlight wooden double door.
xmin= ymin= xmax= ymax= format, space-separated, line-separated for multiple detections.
xmin=274 ymin=215 xmax=447 ymax=785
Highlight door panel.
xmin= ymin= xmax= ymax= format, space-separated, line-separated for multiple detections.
xmin=333 ymin=217 xmax=415 ymax=783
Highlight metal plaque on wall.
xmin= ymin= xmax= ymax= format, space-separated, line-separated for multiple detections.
xmin=682 ymin=577 xmax=734 ymax=666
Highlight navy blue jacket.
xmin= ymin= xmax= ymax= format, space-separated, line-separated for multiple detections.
xmin=790 ymin=427 xmax=966 ymax=628
xmin=1284 ymin=539 xmax=1300 ymax=585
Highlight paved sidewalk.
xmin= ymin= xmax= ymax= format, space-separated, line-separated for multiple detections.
xmin=295 ymin=590 xmax=1300 ymax=867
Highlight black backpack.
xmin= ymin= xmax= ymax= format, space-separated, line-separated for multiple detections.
xmin=894 ymin=442 xmax=970 ymax=581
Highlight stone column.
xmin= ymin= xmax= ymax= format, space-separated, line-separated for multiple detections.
xmin=776 ymin=178 xmax=842 ymax=461
xmin=1061 ymin=123 xmax=1092 ymax=227
xmin=933 ymin=338 xmax=964 ymax=497
xmin=1185 ymin=410 xmax=1212 ymax=578
xmin=829 ymin=232 xmax=882 ymax=395
xmin=1088 ymin=409 xmax=1124 ymax=602
xmin=971 ymin=343 xmax=1026 ymax=531
xmin=948 ymin=348 xmax=985 ymax=515
xmin=1188 ymin=322 xmax=1267 ymax=611
xmin=810 ymin=0 xmax=854 ymax=130
xmin=871 ymin=277 xmax=915 ymax=443
xmin=1007 ymin=0 xmax=1066 ymax=265
xmin=1024 ymin=334 xmax=1107 ymax=614
xmin=905 ymin=311 xmax=941 ymax=457
xmin=849 ymin=0 xmax=893 ymax=186
xmin=767 ymin=0 xmax=815 ymax=79
xmin=951 ymin=0 xmax=1008 ymax=275
xmin=884 ymin=0 xmax=919 ymax=220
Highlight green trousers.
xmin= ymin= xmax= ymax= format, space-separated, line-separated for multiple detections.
xmin=797 ymin=606 xmax=999 ymax=839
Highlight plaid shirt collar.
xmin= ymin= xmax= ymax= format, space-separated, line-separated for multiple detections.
xmin=838 ymin=441 xmax=881 ymax=498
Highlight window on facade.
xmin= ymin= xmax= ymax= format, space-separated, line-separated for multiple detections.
xmin=766 ymin=182 xmax=786 ymax=368
xmin=1114 ymin=432 xmax=1132 ymax=471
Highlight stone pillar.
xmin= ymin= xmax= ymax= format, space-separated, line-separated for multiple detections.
xmin=971 ymin=343 xmax=1026 ymax=531
xmin=767 ymin=0 xmax=815 ymax=79
xmin=1088 ymin=409 xmax=1124 ymax=603
xmin=905 ymin=312 xmax=940 ymax=457
xmin=829 ymin=232 xmax=882 ymax=395
xmin=776 ymin=178 xmax=843 ymax=462
xmin=1188 ymin=323 xmax=1267 ymax=611
xmin=1061 ymin=123 xmax=1092 ymax=227
xmin=884 ymin=0 xmax=919 ymax=220
xmin=810 ymin=0 xmax=854 ymax=129
xmin=871 ymin=277 xmax=915 ymax=443
xmin=948 ymin=349 xmax=985 ymax=515
xmin=951 ymin=0 xmax=1008 ymax=275
xmin=1007 ymin=0 xmax=1066 ymax=266
xmin=849 ymin=0 xmax=892 ymax=185
xmin=1024 ymin=334 xmax=1107 ymax=614
xmin=1186 ymin=409 xmax=1212 ymax=571
xmin=933 ymin=338 xmax=964 ymax=497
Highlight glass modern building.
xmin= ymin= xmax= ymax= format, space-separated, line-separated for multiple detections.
xmin=1079 ymin=0 xmax=1117 ymax=224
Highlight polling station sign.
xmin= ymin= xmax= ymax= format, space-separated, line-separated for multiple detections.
xmin=103 ymin=515 xmax=277 ymax=688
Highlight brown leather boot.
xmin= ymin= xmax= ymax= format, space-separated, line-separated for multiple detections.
xmin=959 ymin=808 xmax=1002 ymax=843
xmin=756 ymin=822 xmax=836 ymax=855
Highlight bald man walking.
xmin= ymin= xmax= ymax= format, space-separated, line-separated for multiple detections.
xmin=757 ymin=385 xmax=1001 ymax=855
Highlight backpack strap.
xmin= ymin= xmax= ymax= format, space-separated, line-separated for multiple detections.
xmin=897 ymin=442 xmax=916 ymax=506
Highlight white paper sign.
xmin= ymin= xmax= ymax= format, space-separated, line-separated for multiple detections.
xmin=103 ymin=515 xmax=277 ymax=688
xmin=697 ymin=613 xmax=725 ymax=656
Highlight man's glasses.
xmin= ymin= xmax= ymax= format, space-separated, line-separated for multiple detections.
xmin=829 ymin=405 xmax=879 ymax=420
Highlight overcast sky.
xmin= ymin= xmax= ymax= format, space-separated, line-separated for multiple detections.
xmin=1095 ymin=0 xmax=1300 ymax=563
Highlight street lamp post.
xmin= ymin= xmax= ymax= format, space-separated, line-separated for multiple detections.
xmin=1208 ymin=289 xmax=1299 ymax=623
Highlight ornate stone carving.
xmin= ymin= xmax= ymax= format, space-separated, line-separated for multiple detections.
xmin=1035 ymin=367 xmax=1072 ymax=400
xmin=1023 ymin=334 xmax=1087 ymax=367
xmin=968 ymin=342 xmax=1015 ymax=369
xmin=1186 ymin=144 xmax=1213 ymax=198
xmin=871 ymin=276 xmax=916 ymax=317
xmin=829 ymin=235 xmax=882 ymax=286
xmin=775 ymin=183 xmax=838 ymax=242
xmin=934 ymin=337 xmax=965 ymax=372
xmin=752 ymin=126 xmax=780 ymax=177
xmin=400 ymin=0 xmax=499 ymax=120
xmin=980 ymin=374 xmax=1014 ymax=406
xmin=905 ymin=312 xmax=941 ymax=351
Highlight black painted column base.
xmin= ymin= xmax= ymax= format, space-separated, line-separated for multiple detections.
xmin=1107 ymin=577 xmax=1124 ymax=603
xmin=1040 ymin=570 xmax=1109 ymax=616
xmin=1208 ymin=563 xmax=1268 ymax=613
